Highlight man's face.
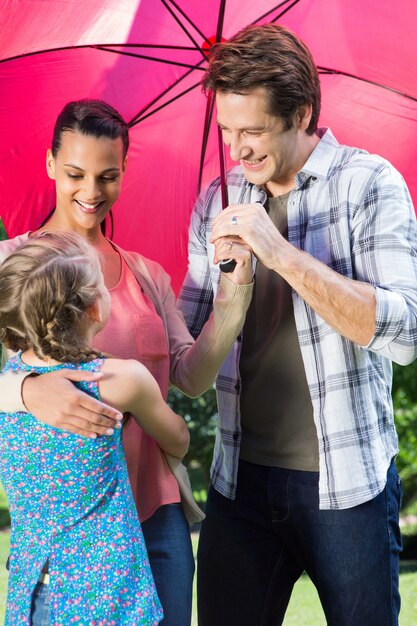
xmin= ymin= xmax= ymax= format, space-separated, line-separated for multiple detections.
xmin=216 ymin=87 xmax=307 ymax=196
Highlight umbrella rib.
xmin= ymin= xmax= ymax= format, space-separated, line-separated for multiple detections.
xmin=92 ymin=43 xmax=199 ymax=51
xmin=253 ymin=0 xmax=302 ymax=25
xmin=128 ymin=81 xmax=201 ymax=127
xmin=160 ymin=0 xmax=211 ymax=56
xmin=127 ymin=54 xmax=207 ymax=125
xmin=318 ymin=67 xmax=417 ymax=103
xmin=93 ymin=45 xmax=205 ymax=71
xmin=0 ymin=43 xmax=201 ymax=65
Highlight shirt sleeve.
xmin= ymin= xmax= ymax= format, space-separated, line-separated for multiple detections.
xmin=177 ymin=190 xmax=216 ymax=339
xmin=0 ymin=369 xmax=31 ymax=413
xmin=352 ymin=163 xmax=417 ymax=365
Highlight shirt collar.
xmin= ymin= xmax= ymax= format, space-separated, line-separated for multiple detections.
xmin=295 ymin=127 xmax=339 ymax=187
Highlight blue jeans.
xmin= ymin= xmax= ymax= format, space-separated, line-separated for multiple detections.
xmin=30 ymin=503 xmax=194 ymax=626
xmin=197 ymin=459 xmax=402 ymax=626
xmin=30 ymin=581 xmax=50 ymax=625
xmin=142 ymin=503 xmax=195 ymax=626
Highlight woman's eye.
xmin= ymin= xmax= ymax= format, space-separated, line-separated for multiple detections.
xmin=67 ymin=173 xmax=82 ymax=179
xmin=102 ymin=176 xmax=118 ymax=182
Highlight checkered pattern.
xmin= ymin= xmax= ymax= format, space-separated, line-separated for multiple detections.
xmin=178 ymin=129 xmax=417 ymax=509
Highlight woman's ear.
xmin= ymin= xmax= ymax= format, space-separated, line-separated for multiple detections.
xmin=46 ymin=149 xmax=56 ymax=180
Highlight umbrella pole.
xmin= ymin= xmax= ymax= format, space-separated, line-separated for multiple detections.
xmin=217 ymin=125 xmax=237 ymax=273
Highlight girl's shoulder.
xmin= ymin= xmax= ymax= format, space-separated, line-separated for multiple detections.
xmin=0 ymin=232 xmax=30 ymax=264
xmin=98 ymin=358 xmax=153 ymax=411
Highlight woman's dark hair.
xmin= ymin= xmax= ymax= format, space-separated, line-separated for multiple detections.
xmin=203 ymin=24 xmax=321 ymax=135
xmin=52 ymin=98 xmax=129 ymax=158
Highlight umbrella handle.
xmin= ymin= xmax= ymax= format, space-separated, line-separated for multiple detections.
xmin=217 ymin=126 xmax=237 ymax=273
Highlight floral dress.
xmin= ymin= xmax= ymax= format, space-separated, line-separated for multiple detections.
xmin=0 ymin=353 xmax=163 ymax=626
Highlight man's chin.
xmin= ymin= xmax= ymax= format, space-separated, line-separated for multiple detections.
xmin=242 ymin=169 xmax=269 ymax=187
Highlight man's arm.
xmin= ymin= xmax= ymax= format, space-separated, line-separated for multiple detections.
xmin=211 ymin=166 xmax=417 ymax=363
xmin=177 ymin=190 xmax=217 ymax=339
xmin=214 ymin=204 xmax=375 ymax=344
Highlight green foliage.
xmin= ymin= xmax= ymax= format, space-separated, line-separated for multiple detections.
xmin=0 ymin=218 xmax=6 ymax=365
xmin=168 ymin=386 xmax=217 ymax=496
xmin=0 ymin=218 xmax=7 ymax=241
xmin=393 ymin=360 xmax=417 ymax=509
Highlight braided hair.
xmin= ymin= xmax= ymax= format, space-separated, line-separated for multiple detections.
xmin=0 ymin=231 xmax=105 ymax=363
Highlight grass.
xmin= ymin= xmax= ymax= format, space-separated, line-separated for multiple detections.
xmin=0 ymin=531 xmax=415 ymax=624
xmin=0 ymin=531 xmax=9 ymax=622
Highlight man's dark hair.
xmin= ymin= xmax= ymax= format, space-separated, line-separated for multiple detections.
xmin=203 ymin=24 xmax=321 ymax=135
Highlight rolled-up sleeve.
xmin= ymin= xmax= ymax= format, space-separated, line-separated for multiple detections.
xmin=354 ymin=164 xmax=417 ymax=364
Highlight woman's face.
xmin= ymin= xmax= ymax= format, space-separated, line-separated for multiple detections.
xmin=46 ymin=131 xmax=126 ymax=235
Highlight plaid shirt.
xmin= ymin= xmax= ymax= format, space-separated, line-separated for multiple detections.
xmin=178 ymin=128 xmax=417 ymax=509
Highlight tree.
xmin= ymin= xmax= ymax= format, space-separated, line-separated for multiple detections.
xmin=392 ymin=361 xmax=417 ymax=509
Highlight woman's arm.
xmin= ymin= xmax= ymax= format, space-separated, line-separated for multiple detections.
xmin=99 ymin=359 xmax=190 ymax=458
xmin=0 ymin=368 xmax=122 ymax=437
xmin=140 ymin=239 xmax=253 ymax=397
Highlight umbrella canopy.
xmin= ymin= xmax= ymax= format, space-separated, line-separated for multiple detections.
xmin=1 ymin=0 xmax=417 ymax=292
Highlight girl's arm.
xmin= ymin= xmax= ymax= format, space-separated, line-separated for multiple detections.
xmin=99 ymin=359 xmax=189 ymax=458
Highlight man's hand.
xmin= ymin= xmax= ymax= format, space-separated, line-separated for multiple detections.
xmin=211 ymin=203 xmax=285 ymax=271
xmin=23 ymin=369 xmax=123 ymax=438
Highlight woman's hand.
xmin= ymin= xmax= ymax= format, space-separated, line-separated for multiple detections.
xmin=213 ymin=236 xmax=253 ymax=285
xmin=22 ymin=369 xmax=123 ymax=438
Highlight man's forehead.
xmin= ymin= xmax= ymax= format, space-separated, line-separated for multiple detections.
xmin=216 ymin=89 xmax=277 ymax=125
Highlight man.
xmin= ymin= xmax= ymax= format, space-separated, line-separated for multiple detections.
xmin=177 ymin=24 xmax=417 ymax=626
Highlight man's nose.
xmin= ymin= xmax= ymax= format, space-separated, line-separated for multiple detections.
xmin=226 ymin=133 xmax=250 ymax=162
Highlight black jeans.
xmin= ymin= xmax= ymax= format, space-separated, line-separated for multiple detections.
xmin=197 ymin=459 xmax=402 ymax=626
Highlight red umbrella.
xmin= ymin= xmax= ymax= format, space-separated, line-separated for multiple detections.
xmin=1 ymin=0 xmax=416 ymax=292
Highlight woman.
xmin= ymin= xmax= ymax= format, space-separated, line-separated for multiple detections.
xmin=0 ymin=99 xmax=253 ymax=625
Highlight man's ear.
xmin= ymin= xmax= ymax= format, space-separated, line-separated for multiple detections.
xmin=46 ymin=149 xmax=56 ymax=180
xmin=296 ymin=104 xmax=313 ymax=131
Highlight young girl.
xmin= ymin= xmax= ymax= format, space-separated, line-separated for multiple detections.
xmin=0 ymin=231 xmax=190 ymax=625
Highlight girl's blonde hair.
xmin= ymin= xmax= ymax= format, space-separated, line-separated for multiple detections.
xmin=0 ymin=231 xmax=104 ymax=363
